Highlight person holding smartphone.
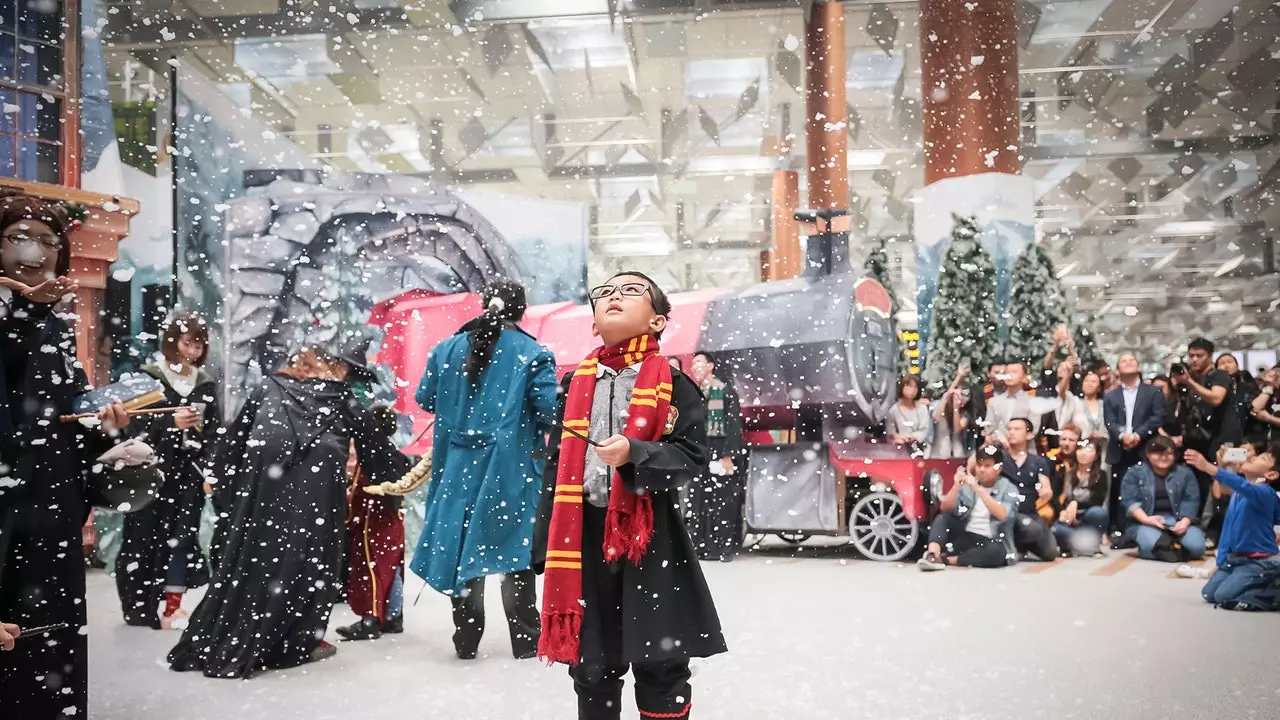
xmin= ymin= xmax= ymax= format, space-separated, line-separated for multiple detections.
xmin=1173 ymin=339 xmax=1242 ymax=515
xmin=114 ymin=314 xmax=221 ymax=630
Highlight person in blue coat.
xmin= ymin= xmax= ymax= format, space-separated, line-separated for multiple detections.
xmin=410 ymin=279 xmax=559 ymax=660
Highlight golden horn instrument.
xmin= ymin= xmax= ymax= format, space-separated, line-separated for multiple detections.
xmin=363 ymin=454 xmax=432 ymax=496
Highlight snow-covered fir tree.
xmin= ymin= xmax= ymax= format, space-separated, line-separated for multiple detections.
xmin=1006 ymin=243 xmax=1068 ymax=366
xmin=863 ymin=236 xmax=899 ymax=314
xmin=923 ymin=215 xmax=999 ymax=387
xmin=1071 ymin=316 xmax=1104 ymax=368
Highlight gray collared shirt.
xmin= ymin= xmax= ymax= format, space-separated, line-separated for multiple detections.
xmin=583 ymin=363 xmax=641 ymax=507
xmin=1121 ymin=380 xmax=1140 ymax=434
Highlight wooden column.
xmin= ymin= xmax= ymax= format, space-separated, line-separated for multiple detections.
xmin=804 ymin=2 xmax=849 ymax=212
xmin=920 ymin=0 xmax=1021 ymax=184
xmin=1 ymin=179 xmax=138 ymax=384
xmin=767 ymin=170 xmax=801 ymax=280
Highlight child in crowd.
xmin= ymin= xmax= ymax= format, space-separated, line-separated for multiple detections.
xmin=536 ymin=271 xmax=726 ymax=720
xmin=1185 ymin=442 xmax=1280 ymax=611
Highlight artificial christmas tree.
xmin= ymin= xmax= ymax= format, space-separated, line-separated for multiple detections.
xmin=1006 ymin=243 xmax=1068 ymax=367
xmin=1071 ymin=317 xmax=1104 ymax=369
xmin=923 ymin=215 xmax=1000 ymax=387
xmin=863 ymin=236 xmax=899 ymax=314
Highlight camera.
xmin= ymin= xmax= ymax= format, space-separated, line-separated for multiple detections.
xmin=1170 ymin=362 xmax=1186 ymax=376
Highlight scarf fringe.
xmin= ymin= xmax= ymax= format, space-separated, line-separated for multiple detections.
xmin=603 ymin=493 xmax=654 ymax=565
xmin=537 ymin=610 xmax=583 ymax=665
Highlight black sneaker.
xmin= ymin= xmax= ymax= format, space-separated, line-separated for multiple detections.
xmin=381 ymin=615 xmax=404 ymax=634
xmin=335 ymin=617 xmax=382 ymax=641
xmin=916 ymin=552 xmax=946 ymax=571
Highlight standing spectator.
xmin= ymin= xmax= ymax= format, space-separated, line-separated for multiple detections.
xmin=1174 ymin=338 xmax=1243 ymax=514
xmin=1039 ymin=325 xmax=1079 ymax=396
xmin=917 ymin=445 xmax=1019 ymax=570
xmin=984 ymin=361 xmax=1040 ymax=444
xmin=1185 ymin=444 xmax=1280 ymax=611
xmin=687 ymin=350 xmax=747 ymax=562
xmin=1073 ymin=370 xmax=1109 ymax=447
xmin=1091 ymin=359 xmax=1118 ymax=393
xmin=931 ymin=366 xmax=970 ymax=459
xmin=1250 ymin=367 xmax=1280 ymax=442
xmin=886 ymin=375 xmax=931 ymax=456
xmin=1052 ymin=439 xmax=1110 ymax=556
xmin=410 ymin=280 xmax=557 ymax=661
xmin=1216 ymin=354 xmax=1260 ymax=437
xmin=966 ymin=361 xmax=1005 ymax=451
xmin=1119 ymin=436 xmax=1205 ymax=562
xmin=999 ymin=418 xmax=1059 ymax=561
xmin=1103 ymin=352 xmax=1165 ymax=532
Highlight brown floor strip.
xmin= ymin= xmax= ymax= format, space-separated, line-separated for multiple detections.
xmin=1023 ymin=557 xmax=1066 ymax=574
xmin=1092 ymin=555 xmax=1137 ymax=576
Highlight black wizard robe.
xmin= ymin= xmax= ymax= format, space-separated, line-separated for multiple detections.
xmin=114 ymin=364 xmax=220 ymax=627
xmin=166 ymin=373 xmax=402 ymax=678
xmin=533 ymin=371 xmax=727 ymax=676
xmin=687 ymin=376 xmax=747 ymax=561
xmin=0 ymin=299 xmax=117 ymax=719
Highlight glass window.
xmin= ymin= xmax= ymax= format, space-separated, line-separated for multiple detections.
xmin=0 ymin=0 xmax=65 ymax=183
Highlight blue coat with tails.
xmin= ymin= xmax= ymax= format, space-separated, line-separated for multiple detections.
xmin=410 ymin=321 xmax=558 ymax=594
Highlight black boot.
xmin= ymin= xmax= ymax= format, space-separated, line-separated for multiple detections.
xmin=335 ymin=616 xmax=382 ymax=641
xmin=381 ymin=615 xmax=404 ymax=634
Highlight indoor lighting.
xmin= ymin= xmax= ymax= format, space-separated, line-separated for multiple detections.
xmin=848 ymin=150 xmax=887 ymax=168
xmin=1152 ymin=220 xmax=1218 ymax=236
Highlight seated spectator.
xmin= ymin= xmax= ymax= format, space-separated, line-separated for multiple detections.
xmin=886 ymin=375 xmax=931 ymax=456
xmin=1052 ymin=439 xmax=1110 ymax=556
xmin=918 ymin=445 xmax=1018 ymax=571
xmin=999 ymin=418 xmax=1060 ymax=561
xmin=1185 ymin=443 xmax=1280 ymax=611
xmin=1120 ymin=436 xmax=1206 ymax=561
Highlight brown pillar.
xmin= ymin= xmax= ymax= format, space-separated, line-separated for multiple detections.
xmin=920 ymin=0 xmax=1021 ymax=184
xmin=804 ymin=2 xmax=849 ymax=212
xmin=767 ymin=169 xmax=801 ymax=280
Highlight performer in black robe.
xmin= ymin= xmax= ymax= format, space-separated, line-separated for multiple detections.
xmin=167 ymin=345 xmax=403 ymax=678
xmin=686 ymin=351 xmax=747 ymax=562
xmin=0 ymin=192 xmax=130 ymax=719
xmin=115 ymin=313 xmax=220 ymax=629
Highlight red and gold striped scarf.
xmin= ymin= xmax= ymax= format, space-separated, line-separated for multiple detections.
xmin=538 ymin=334 xmax=673 ymax=665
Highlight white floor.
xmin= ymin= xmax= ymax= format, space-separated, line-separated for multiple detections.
xmin=88 ymin=548 xmax=1280 ymax=720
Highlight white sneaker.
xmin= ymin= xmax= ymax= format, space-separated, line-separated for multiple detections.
xmin=916 ymin=552 xmax=946 ymax=572
xmin=1175 ymin=564 xmax=1212 ymax=579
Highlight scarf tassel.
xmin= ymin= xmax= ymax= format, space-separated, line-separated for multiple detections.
xmin=537 ymin=610 xmax=583 ymax=665
xmin=603 ymin=493 xmax=654 ymax=565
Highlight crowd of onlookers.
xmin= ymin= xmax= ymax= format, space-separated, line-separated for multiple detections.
xmin=900 ymin=330 xmax=1280 ymax=612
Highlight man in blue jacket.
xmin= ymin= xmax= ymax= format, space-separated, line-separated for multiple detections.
xmin=1120 ymin=435 xmax=1206 ymax=561
xmin=1185 ymin=443 xmax=1280 ymax=611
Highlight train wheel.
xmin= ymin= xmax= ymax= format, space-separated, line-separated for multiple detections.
xmin=776 ymin=532 xmax=811 ymax=545
xmin=848 ymin=491 xmax=919 ymax=562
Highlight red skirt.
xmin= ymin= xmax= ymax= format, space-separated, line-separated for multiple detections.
xmin=345 ymin=488 xmax=405 ymax=620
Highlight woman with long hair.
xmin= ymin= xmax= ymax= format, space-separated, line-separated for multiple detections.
xmin=886 ymin=374 xmax=932 ymax=456
xmin=1051 ymin=439 xmax=1110 ymax=556
xmin=1076 ymin=371 xmax=1109 ymax=447
xmin=930 ymin=365 xmax=970 ymax=458
xmin=410 ymin=279 xmax=558 ymax=660
xmin=115 ymin=313 xmax=220 ymax=630
xmin=1217 ymin=353 xmax=1260 ymax=436
xmin=0 ymin=192 xmax=131 ymax=717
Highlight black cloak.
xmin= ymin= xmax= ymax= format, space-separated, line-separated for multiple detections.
xmin=0 ymin=299 xmax=116 ymax=719
xmin=533 ymin=371 xmax=727 ymax=676
xmin=114 ymin=363 xmax=220 ymax=627
xmin=166 ymin=373 xmax=403 ymax=678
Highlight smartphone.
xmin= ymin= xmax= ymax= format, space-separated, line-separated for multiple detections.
xmin=189 ymin=402 xmax=207 ymax=431
xmin=1224 ymin=447 xmax=1248 ymax=464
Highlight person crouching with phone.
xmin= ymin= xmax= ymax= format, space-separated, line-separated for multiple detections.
xmin=1119 ymin=435 xmax=1206 ymax=562
xmin=1185 ymin=443 xmax=1280 ymax=611
xmin=115 ymin=313 xmax=221 ymax=630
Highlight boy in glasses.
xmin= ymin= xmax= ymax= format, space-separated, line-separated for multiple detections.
xmin=535 ymin=271 xmax=725 ymax=720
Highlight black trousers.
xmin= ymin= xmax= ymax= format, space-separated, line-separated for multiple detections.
xmin=571 ymin=659 xmax=692 ymax=720
xmin=1109 ymin=456 xmax=1142 ymax=532
xmin=1014 ymin=513 xmax=1060 ymax=561
xmin=450 ymin=569 xmax=540 ymax=659
xmin=927 ymin=512 xmax=1007 ymax=568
